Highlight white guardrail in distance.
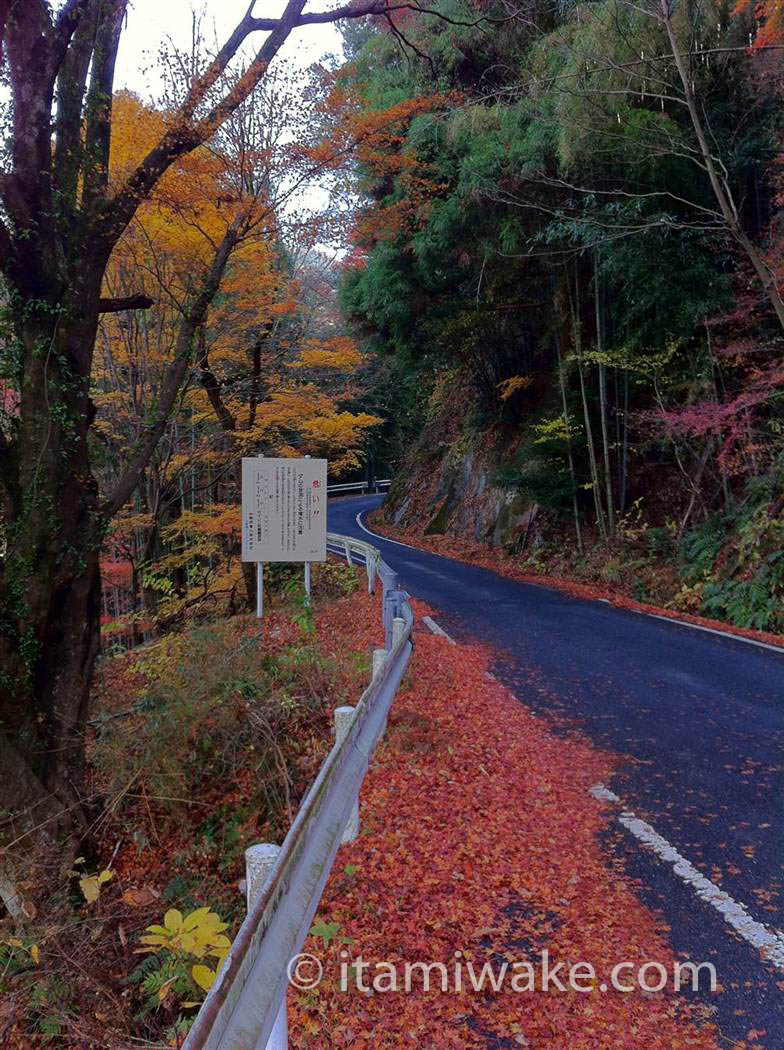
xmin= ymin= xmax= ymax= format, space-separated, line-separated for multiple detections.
xmin=326 ymin=478 xmax=391 ymax=495
xmin=183 ymin=534 xmax=412 ymax=1050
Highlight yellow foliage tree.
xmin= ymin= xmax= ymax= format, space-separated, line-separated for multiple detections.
xmin=93 ymin=94 xmax=380 ymax=642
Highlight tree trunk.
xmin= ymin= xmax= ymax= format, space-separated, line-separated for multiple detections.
xmin=554 ymin=297 xmax=583 ymax=554
xmin=0 ymin=302 xmax=104 ymax=836
xmin=130 ymin=562 xmax=144 ymax=648
xmin=594 ymin=252 xmax=615 ymax=537
xmin=567 ymin=266 xmax=607 ymax=540
xmin=620 ymin=372 xmax=629 ymax=515
xmin=661 ymin=2 xmax=784 ymax=334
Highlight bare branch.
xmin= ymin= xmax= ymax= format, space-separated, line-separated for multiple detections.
xmin=97 ymin=294 xmax=154 ymax=313
xmin=95 ymin=0 xmax=493 ymax=254
xmin=657 ymin=0 xmax=784 ymax=332
xmin=103 ymin=218 xmax=243 ymax=517
xmin=530 ymin=175 xmax=723 ymax=221
xmin=383 ymin=11 xmax=436 ymax=76
xmin=95 ymin=0 xmax=306 ymax=250
xmin=249 ymin=0 xmax=498 ymax=30
xmin=197 ymin=325 xmax=237 ymax=432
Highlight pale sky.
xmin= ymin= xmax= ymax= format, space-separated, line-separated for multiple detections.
xmin=113 ymin=1 xmax=346 ymax=235
xmin=115 ymin=0 xmax=343 ymax=99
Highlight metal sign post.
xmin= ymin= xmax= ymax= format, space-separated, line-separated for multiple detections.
xmin=304 ymin=455 xmax=311 ymax=603
xmin=242 ymin=457 xmax=327 ymax=615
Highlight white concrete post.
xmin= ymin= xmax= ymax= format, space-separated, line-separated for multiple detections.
xmin=392 ymin=616 xmax=406 ymax=648
xmin=372 ymin=648 xmax=388 ymax=737
xmin=303 ymin=455 xmax=312 ymax=603
xmin=245 ymin=844 xmax=287 ymax=1050
xmin=256 ymin=563 xmax=264 ymax=618
xmin=383 ymin=583 xmax=399 ymax=649
xmin=333 ymin=706 xmax=359 ymax=843
xmin=372 ymin=648 xmax=386 ymax=678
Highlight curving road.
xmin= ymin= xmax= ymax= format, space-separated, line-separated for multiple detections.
xmin=329 ymin=494 xmax=784 ymax=1045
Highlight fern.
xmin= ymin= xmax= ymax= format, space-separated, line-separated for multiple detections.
xmin=680 ymin=516 xmax=726 ymax=584
xmin=36 ymin=1019 xmax=62 ymax=1043
xmin=124 ymin=951 xmax=161 ymax=987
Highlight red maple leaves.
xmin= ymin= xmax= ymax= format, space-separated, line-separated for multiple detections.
xmin=289 ymin=610 xmax=722 ymax=1048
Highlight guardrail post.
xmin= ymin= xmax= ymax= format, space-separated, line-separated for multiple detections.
xmin=372 ymin=648 xmax=389 ymax=736
xmin=384 ymin=589 xmax=406 ymax=650
xmin=382 ymin=569 xmax=398 ymax=602
xmin=245 ymin=844 xmax=287 ymax=1050
xmin=333 ymin=707 xmax=359 ymax=843
xmin=344 ymin=539 xmax=352 ymax=565
xmin=392 ymin=616 xmax=405 ymax=648
xmin=372 ymin=648 xmax=386 ymax=678
xmin=383 ymin=576 xmax=399 ymax=649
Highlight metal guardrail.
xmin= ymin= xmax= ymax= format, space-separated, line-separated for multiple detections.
xmin=326 ymin=532 xmax=381 ymax=595
xmin=183 ymin=534 xmax=412 ymax=1050
xmin=326 ymin=533 xmax=405 ymax=649
xmin=327 ymin=478 xmax=391 ymax=496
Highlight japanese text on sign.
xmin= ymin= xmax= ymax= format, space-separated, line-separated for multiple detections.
xmin=242 ymin=457 xmax=327 ymax=562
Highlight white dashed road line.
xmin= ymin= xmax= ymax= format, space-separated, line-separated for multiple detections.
xmin=422 ymin=616 xmax=456 ymax=644
xmin=350 ymin=501 xmax=784 ymax=978
xmin=589 ymin=784 xmax=784 ymax=970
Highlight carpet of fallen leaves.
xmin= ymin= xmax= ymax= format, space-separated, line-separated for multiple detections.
xmin=289 ymin=607 xmax=723 ymax=1049
xmin=367 ymin=510 xmax=784 ymax=651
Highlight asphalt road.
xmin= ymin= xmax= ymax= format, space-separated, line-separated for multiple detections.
xmin=329 ymin=494 xmax=784 ymax=1046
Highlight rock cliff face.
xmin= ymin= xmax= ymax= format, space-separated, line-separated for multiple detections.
xmin=383 ymin=423 xmax=538 ymax=549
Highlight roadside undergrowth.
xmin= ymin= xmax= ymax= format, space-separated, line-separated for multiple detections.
xmin=0 ymin=561 xmax=380 ymax=1048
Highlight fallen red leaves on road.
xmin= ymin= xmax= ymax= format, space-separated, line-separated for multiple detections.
xmin=289 ymin=608 xmax=723 ymax=1048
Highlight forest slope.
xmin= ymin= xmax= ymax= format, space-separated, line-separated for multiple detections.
xmin=334 ymin=0 xmax=784 ymax=634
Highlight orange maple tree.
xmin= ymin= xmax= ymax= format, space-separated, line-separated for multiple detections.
xmin=93 ymin=93 xmax=380 ymax=642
